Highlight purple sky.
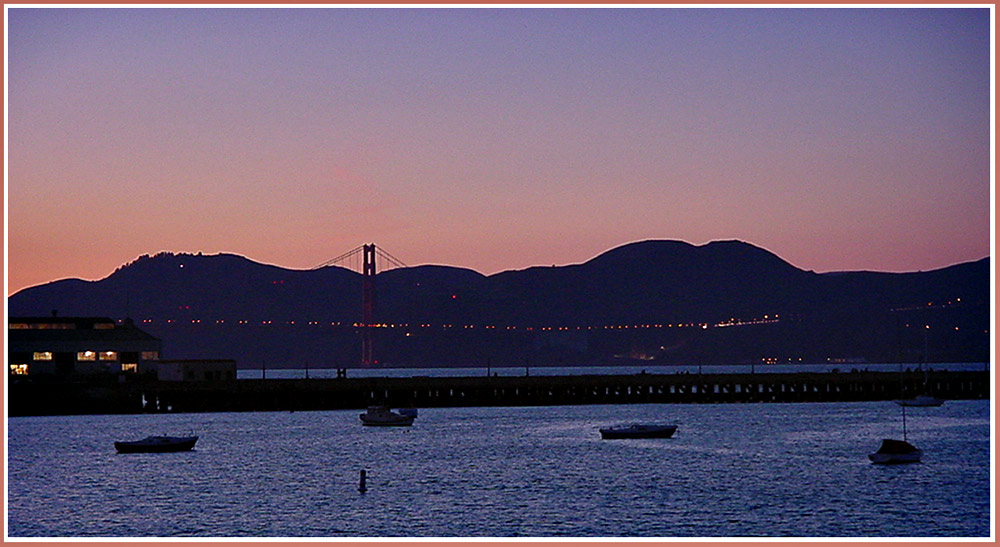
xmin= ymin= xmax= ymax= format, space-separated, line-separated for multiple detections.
xmin=6 ymin=7 xmax=992 ymax=295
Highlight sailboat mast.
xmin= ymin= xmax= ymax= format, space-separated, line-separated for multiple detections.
xmin=902 ymin=405 xmax=908 ymax=441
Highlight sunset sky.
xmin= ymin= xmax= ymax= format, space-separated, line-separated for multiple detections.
xmin=5 ymin=6 xmax=992 ymax=296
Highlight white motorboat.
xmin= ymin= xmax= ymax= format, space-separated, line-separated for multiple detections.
xmin=599 ymin=423 xmax=677 ymax=439
xmin=360 ymin=405 xmax=415 ymax=426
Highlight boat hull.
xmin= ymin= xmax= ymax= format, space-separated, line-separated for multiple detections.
xmin=114 ymin=436 xmax=198 ymax=453
xmin=360 ymin=416 xmax=414 ymax=426
xmin=895 ymin=396 xmax=943 ymax=407
xmin=599 ymin=424 xmax=677 ymax=439
xmin=359 ymin=406 xmax=415 ymax=426
xmin=868 ymin=450 xmax=922 ymax=464
xmin=868 ymin=438 xmax=921 ymax=464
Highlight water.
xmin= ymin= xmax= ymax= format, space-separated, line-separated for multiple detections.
xmin=7 ymin=400 xmax=992 ymax=538
xmin=239 ymin=362 xmax=990 ymax=380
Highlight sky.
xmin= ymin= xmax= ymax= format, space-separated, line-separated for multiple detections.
xmin=5 ymin=6 xmax=993 ymax=296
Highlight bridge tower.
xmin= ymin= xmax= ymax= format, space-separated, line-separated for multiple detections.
xmin=316 ymin=243 xmax=406 ymax=368
xmin=361 ymin=243 xmax=376 ymax=366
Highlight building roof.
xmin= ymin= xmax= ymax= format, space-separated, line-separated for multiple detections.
xmin=8 ymin=317 xmax=161 ymax=344
xmin=9 ymin=316 xmax=117 ymax=328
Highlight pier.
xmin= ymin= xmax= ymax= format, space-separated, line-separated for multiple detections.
xmin=8 ymin=369 xmax=989 ymax=416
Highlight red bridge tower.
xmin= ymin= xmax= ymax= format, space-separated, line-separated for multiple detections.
xmin=361 ymin=243 xmax=376 ymax=366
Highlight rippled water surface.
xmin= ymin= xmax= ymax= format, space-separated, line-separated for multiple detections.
xmin=7 ymin=401 xmax=992 ymax=538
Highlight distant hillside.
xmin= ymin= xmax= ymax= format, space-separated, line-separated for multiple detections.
xmin=8 ymin=240 xmax=990 ymax=367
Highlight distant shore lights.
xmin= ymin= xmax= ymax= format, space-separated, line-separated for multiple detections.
xmin=127 ymin=315 xmax=785 ymax=332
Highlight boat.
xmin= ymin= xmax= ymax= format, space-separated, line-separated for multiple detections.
xmin=895 ymin=394 xmax=944 ymax=407
xmin=869 ymin=403 xmax=921 ymax=464
xmin=892 ymin=343 xmax=943 ymax=407
xmin=599 ymin=423 xmax=677 ymax=439
xmin=868 ymin=438 xmax=922 ymax=464
xmin=359 ymin=405 xmax=415 ymax=426
xmin=114 ymin=435 xmax=198 ymax=453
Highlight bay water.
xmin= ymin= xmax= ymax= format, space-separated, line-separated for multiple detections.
xmin=6 ymin=398 xmax=991 ymax=538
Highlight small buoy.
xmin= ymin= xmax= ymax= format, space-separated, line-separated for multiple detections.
xmin=358 ymin=469 xmax=367 ymax=493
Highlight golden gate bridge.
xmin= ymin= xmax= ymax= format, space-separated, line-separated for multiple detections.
xmin=314 ymin=244 xmax=407 ymax=367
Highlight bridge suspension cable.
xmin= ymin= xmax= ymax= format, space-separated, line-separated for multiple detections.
xmin=313 ymin=244 xmax=407 ymax=272
xmin=312 ymin=243 xmax=407 ymax=367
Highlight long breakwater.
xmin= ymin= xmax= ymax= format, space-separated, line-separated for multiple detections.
xmin=8 ymin=369 xmax=990 ymax=416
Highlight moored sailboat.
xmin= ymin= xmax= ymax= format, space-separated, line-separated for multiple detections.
xmin=869 ymin=405 xmax=920 ymax=464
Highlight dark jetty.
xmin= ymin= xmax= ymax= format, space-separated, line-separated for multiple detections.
xmin=8 ymin=369 xmax=988 ymax=416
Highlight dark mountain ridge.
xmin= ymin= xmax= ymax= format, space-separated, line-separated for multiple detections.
xmin=8 ymin=240 xmax=990 ymax=367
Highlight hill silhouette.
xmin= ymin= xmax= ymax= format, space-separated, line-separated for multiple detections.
xmin=8 ymin=240 xmax=990 ymax=367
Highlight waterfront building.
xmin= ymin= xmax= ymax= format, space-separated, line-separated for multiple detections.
xmin=7 ymin=316 xmax=162 ymax=377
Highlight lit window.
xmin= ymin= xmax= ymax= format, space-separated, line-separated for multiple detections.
xmin=33 ymin=352 xmax=53 ymax=361
xmin=141 ymin=351 xmax=159 ymax=361
xmin=9 ymin=364 xmax=28 ymax=375
xmin=35 ymin=323 xmax=74 ymax=330
xmin=77 ymin=351 xmax=96 ymax=361
xmin=8 ymin=323 xmax=29 ymax=329
xmin=99 ymin=351 xmax=118 ymax=361
xmin=121 ymin=363 xmax=138 ymax=373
